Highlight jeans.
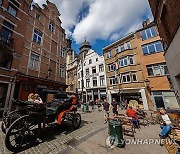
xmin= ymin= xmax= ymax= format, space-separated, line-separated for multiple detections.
xmin=160 ymin=125 xmax=171 ymax=137
xmin=131 ymin=119 xmax=139 ymax=128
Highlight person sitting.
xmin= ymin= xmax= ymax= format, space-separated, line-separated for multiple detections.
xmin=156 ymin=108 xmax=176 ymax=139
xmin=34 ymin=93 xmax=43 ymax=104
xmin=28 ymin=93 xmax=35 ymax=102
xmin=136 ymin=105 xmax=147 ymax=119
xmin=126 ymin=106 xmax=139 ymax=128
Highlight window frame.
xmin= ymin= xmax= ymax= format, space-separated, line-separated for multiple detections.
xmin=106 ymin=51 xmax=111 ymax=59
xmin=100 ymin=75 xmax=105 ymax=86
xmin=141 ymin=26 xmax=157 ymax=40
xmin=93 ymin=77 xmax=97 ymax=87
xmin=109 ymin=76 xmax=116 ymax=85
xmin=99 ymin=64 xmax=104 ymax=72
xmin=7 ymin=3 xmax=18 ymax=17
xmin=142 ymin=41 xmax=163 ymax=55
xmin=49 ymin=22 xmax=55 ymax=33
xmin=86 ymin=79 xmax=90 ymax=88
xmin=108 ymin=63 xmax=114 ymax=72
xmin=33 ymin=29 xmax=43 ymax=44
xmin=29 ymin=52 xmax=40 ymax=70
xmin=92 ymin=66 xmax=96 ymax=74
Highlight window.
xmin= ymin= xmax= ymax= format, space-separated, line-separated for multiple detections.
xmin=96 ymin=58 xmax=98 ymax=62
xmin=60 ymin=47 xmax=65 ymax=57
xmin=29 ymin=53 xmax=40 ymax=70
xmin=141 ymin=26 xmax=157 ymax=40
xmin=119 ymin=56 xmax=134 ymax=67
xmin=36 ymin=13 xmax=40 ymax=20
xmin=78 ymin=73 xmax=80 ymax=79
xmin=109 ymin=76 xmax=116 ymax=85
xmin=78 ymin=81 xmax=80 ymax=89
xmin=100 ymin=76 xmax=105 ymax=86
xmin=127 ymin=42 xmax=131 ymax=49
xmin=146 ymin=63 xmax=169 ymax=76
xmin=86 ymin=69 xmax=89 ymax=75
xmin=62 ymin=33 xmax=65 ymax=41
xmin=1 ymin=21 xmax=14 ymax=44
xmin=115 ymin=47 xmax=119 ymax=54
xmin=142 ymin=41 xmax=163 ymax=55
xmin=60 ymin=64 xmax=65 ymax=78
xmin=121 ymin=73 xmax=131 ymax=83
xmin=99 ymin=64 xmax=104 ymax=72
xmin=106 ymin=51 xmax=111 ymax=59
xmin=108 ymin=63 xmax=115 ymax=72
xmin=0 ymin=49 xmax=13 ymax=69
xmin=86 ymin=79 xmax=90 ymax=88
xmin=33 ymin=29 xmax=43 ymax=44
xmin=8 ymin=3 xmax=18 ymax=17
xmin=49 ymin=22 xmax=54 ymax=32
xmin=120 ymin=44 xmax=125 ymax=52
xmin=92 ymin=66 xmax=96 ymax=74
xmin=93 ymin=77 xmax=97 ymax=87
xmin=132 ymin=73 xmax=137 ymax=82
xmin=89 ymin=59 xmax=92 ymax=64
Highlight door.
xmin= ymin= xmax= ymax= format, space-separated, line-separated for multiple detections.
xmin=152 ymin=91 xmax=166 ymax=110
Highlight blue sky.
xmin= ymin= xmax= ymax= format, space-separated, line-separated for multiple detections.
xmin=34 ymin=0 xmax=153 ymax=55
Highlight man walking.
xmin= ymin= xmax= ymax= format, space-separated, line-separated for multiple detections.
xmin=102 ymin=99 xmax=110 ymax=124
xmin=111 ymin=98 xmax=119 ymax=116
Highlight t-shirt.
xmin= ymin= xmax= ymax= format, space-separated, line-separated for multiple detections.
xmin=103 ymin=102 xmax=110 ymax=111
xmin=126 ymin=109 xmax=138 ymax=120
xmin=161 ymin=114 xmax=172 ymax=125
xmin=111 ymin=102 xmax=118 ymax=110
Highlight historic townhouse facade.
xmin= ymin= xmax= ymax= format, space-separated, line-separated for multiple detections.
xmin=15 ymin=1 xmax=68 ymax=101
xmin=135 ymin=19 xmax=178 ymax=110
xmin=103 ymin=33 xmax=148 ymax=109
xmin=66 ymin=44 xmax=78 ymax=94
xmin=0 ymin=0 xmax=31 ymax=116
xmin=148 ymin=0 xmax=180 ymax=106
xmin=77 ymin=49 xmax=107 ymax=102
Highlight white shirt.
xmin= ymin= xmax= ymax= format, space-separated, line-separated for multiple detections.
xmin=161 ymin=114 xmax=172 ymax=125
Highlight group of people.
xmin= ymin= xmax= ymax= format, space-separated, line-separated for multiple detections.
xmin=28 ymin=93 xmax=43 ymax=104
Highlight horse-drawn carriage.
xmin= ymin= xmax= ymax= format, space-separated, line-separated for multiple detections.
xmin=1 ymin=93 xmax=81 ymax=153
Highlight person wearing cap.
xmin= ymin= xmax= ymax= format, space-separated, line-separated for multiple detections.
xmin=156 ymin=108 xmax=176 ymax=138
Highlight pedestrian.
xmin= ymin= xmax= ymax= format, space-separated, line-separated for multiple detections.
xmin=96 ymin=99 xmax=101 ymax=111
xmin=90 ymin=99 xmax=94 ymax=111
xmin=156 ymin=108 xmax=176 ymax=139
xmin=111 ymin=98 xmax=119 ymax=116
xmin=102 ymin=99 xmax=110 ymax=124
xmin=28 ymin=93 xmax=35 ymax=102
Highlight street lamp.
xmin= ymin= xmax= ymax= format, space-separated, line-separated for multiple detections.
xmin=46 ymin=67 xmax=52 ymax=78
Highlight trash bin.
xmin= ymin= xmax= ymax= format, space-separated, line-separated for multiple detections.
xmin=82 ymin=104 xmax=87 ymax=112
xmin=108 ymin=120 xmax=125 ymax=148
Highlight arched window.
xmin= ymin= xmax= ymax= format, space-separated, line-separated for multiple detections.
xmin=49 ymin=22 xmax=54 ymax=32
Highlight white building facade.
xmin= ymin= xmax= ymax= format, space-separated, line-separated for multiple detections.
xmin=77 ymin=49 xmax=107 ymax=102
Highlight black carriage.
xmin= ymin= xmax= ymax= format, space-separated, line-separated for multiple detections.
xmin=1 ymin=93 xmax=81 ymax=153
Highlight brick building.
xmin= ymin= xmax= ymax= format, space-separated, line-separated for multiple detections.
xmin=0 ymin=0 xmax=31 ymax=116
xmin=103 ymin=20 xmax=178 ymax=110
xmin=103 ymin=33 xmax=148 ymax=109
xmin=148 ymin=0 xmax=180 ymax=105
xmin=135 ymin=19 xmax=178 ymax=110
xmin=15 ymin=1 xmax=68 ymax=102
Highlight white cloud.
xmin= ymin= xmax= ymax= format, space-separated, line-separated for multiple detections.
xmin=34 ymin=0 xmax=152 ymax=44
xmin=73 ymin=0 xmax=152 ymax=43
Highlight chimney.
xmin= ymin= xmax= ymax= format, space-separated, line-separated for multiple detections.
xmin=142 ymin=18 xmax=150 ymax=28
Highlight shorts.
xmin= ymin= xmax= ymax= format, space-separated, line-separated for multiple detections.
xmin=104 ymin=110 xmax=110 ymax=117
xmin=112 ymin=109 xmax=118 ymax=115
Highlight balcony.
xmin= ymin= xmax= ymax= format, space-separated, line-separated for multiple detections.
xmin=0 ymin=35 xmax=14 ymax=49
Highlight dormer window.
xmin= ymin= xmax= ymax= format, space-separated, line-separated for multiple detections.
xmin=49 ymin=22 xmax=54 ymax=32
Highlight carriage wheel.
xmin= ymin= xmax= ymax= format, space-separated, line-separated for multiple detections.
xmin=1 ymin=110 xmax=25 ymax=134
xmin=72 ymin=113 xmax=81 ymax=129
xmin=5 ymin=115 xmax=41 ymax=153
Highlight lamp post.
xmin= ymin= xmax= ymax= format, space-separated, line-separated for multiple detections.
xmin=145 ymin=78 xmax=151 ymax=110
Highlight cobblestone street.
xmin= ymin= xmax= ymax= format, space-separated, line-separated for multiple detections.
xmin=0 ymin=109 xmax=168 ymax=154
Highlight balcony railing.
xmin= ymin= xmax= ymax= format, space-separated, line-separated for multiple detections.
xmin=0 ymin=35 xmax=14 ymax=48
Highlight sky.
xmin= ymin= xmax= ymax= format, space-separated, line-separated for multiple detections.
xmin=34 ymin=0 xmax=153 ymax=55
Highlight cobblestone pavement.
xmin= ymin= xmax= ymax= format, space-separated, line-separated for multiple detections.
xmin=0 ymin=109 xmax=168 ymax=154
